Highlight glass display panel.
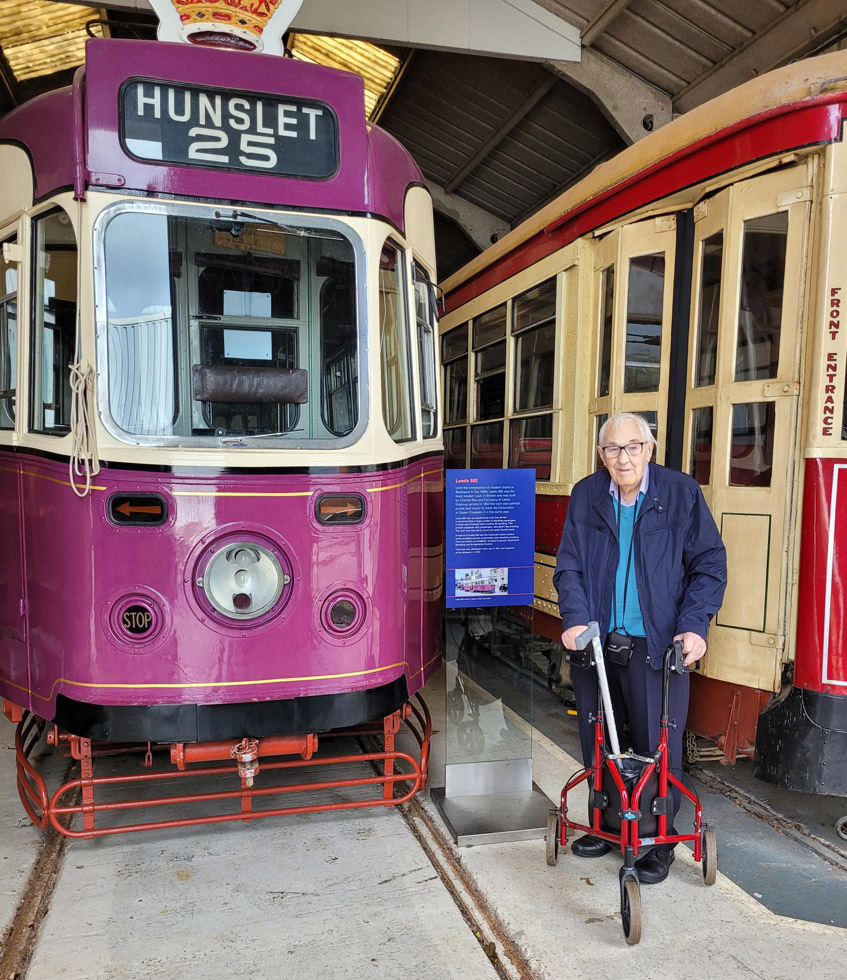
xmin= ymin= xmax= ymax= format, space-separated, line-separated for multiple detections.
xmin=379 ymin=242 xmax=414 ymax=442
xmin=730 ymin=402 xmax=775 ymax=487
xmin=735 ymin=213 xmax=788 ymax=382
xmin=696 ymin=233 xmax=723 ymax=388
xmin=510 ymin=415 xmax=552 ymax=480
xmin=473 ymin=305 xmax=506 ymax=349
xmin=597 ymin=266 xmax=614 ymax=397
xmin=0 ymin=236 xmax=17 ymax=429
xmin=513 ymin=278 xmax=555 ymax=333
xmin=444 ymin=426 xmax=467 ymax=469
xmin=624 ymin=253 xmax=664 ymax=393
xmin=32 ymin=212 xmax=77 ymax=435
xmin=690 ymin=407 xmax=713 ymax=485
xmin=470 ymin=422 xmax=503 ymax=468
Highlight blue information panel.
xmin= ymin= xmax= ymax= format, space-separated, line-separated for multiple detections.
xmin=446 ymin=469 xmax=536 ymax=608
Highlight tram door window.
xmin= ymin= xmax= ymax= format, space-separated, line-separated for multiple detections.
xmin=511 ymin=278 xmax=555 ymax=479
xmin=590 ymin=218 xmax=676 ymax=467
xmin=442 ymin=324 xmax=468 ymax=466
xmin=471 ymin=304 xmax=507 ymax=467
xmin=682 ymin=168 xmax=808 ymax=693
xmin=413 ymin=263 xmax=438 ymax=439
xmin=379 ymin=242 xmax=415 ymax=442
xmin=0 ymin=237 xmax=17 ymax=430
xmin=31 ymin=211 xmax=77 ymax=436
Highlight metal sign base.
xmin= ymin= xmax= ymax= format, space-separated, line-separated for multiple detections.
xmin=431 ymin=782 xmax=554 ymax=846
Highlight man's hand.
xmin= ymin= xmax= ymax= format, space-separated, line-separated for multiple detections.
xmin=674 ymin=631 xmax=707 ymax=667
xmin=562 ymin=625 xmax=589 ymax=650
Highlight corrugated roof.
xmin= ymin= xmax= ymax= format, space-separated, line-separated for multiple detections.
xmin=289 ymin=34 xmax=400 ymax=120
xmin=0 ymin=1 xmax=103 ymax=82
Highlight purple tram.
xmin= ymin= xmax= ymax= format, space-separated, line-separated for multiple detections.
xmin=0 ymin=38 xmax=442 ymax=835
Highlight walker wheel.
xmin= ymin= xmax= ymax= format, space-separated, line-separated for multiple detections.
xmin=621 ymin=877 xmax=642 ymax=945
xmin=702 ymin=828 xmax=718 ymax=886
xmin=545 ymin=811 xmax=560 ymax=867
xmin=836 ymin=816 xmax=847 ymax=842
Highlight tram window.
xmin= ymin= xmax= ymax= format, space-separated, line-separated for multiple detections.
xmin=31 ymin=212 xmax=77 ymax=436
xmin=0 ymin=237 xmax=17 ymax=430
xmin=320 ymin=266 xmax=357 ymax=437
xmin=414 ymin=264 xmax=438 ymax=438
xmin=473 ymin=304 xmax=506 ymax=421
xmin=597 ymin=267 xmax=614 ymax=397
xmin=624 ymin=254 xmax=664 ymax=393
xmin=444 ymin=426 xmax=467 ymax=469
xmin=105 ymin=212 xmax=177 ymax=435
xmin=510 ymin=415 xmax=552 ymax=480
xmin=443 ymin=325 xmax=468 ymax=425
xmin=514 ymin=279 xmax=555 ymax=412
xmin=690 ymin=407 xmax=713 ymax=485
xmin=594 ymin=413 xmax=608 ymax=471
xmin=735 ymin=213 xmax=788 ymax=382
xmin=730 ymin=402 xmax=775 ymax=487
xmin=379 ymin=242 xmax=414 ymax=442
xmin=695 ymin=233 xmax=723 ymax=388
xmin=470 ymin=422 xmax=503 ymax=468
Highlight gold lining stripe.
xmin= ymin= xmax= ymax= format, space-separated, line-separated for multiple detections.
xmin=0 ymin=465 xmax=107 ymax=492
xmin=2 ymin=651 xmax=442 ymax=704
xmin=173 ymin=490 xmax=313 ymax=498
xmin=366 ymin=468 xmax=443 ymax=493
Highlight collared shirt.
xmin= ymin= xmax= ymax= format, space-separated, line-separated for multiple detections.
xmin=608 ymin=467 xmax=650 ymax=504
xmin=608 ymin=469 xmax=648 ymax=636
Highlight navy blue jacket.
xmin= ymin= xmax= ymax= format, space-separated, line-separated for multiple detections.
xmin=553 ymin=463 xmax=727 ymax=669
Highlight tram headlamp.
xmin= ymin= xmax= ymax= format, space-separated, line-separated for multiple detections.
xmin=201 ymin=541 xmax=284 ymax=620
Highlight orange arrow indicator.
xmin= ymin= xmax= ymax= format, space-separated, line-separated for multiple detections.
xmin=116 ymin=501 xmax=162 ymax=516
xmin=321 ymin=502 xmax=361 ymax=516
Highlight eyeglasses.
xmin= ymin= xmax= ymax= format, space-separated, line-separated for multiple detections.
xmin=601 ymin=441 xmax=647 ymax=459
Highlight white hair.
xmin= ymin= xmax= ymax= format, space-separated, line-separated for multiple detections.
xmin=597 ymin=412 xmax=657 ymax=451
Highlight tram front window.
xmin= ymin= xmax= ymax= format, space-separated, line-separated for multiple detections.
xmin=101 ymin=208 xmax=360 ymax=444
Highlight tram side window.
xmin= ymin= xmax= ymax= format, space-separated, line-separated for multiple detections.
xmin=320 ymin=256 xmax=357 ymax=437
xmin=730 ymin=402 xmax=775 ymax=487
xmin=597 ymin=267 xmax=614 ymax=397
xmin=414 ymin=263 xmax=438 ymax=438
xmin=443 ymin=324 xmax=468 ymax=468
xmin=31 ymin=212 xmax=77 ymax=435
xmin=512 ymin=278 xmax=555 ymax=480
xmin=690 ymin=407 xmax=713 ymax=485
xmin=735 ymin=213 xmax=787 ymax=382
xmin=624 ymin=254 xmax=665 ymax=393
xmin=379 ymin=242 xmax=414 ymax=442
xmin=0 ymin=238 xmax=17 ymax=430
xmin=695 ymin=233 xmax=723 ymax=387
xmin=472 ymin=305 xmax=506 ymax=468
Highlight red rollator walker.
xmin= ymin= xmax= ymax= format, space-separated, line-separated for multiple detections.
xmin=545 ymin=622 xmax=717 ymax=945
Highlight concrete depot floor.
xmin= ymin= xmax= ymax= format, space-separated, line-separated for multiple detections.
xmin=0 ymin=669 xmax=844 ymax=980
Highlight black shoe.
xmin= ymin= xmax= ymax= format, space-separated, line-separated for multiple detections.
xmin=571 ymin=834 xmax=612 ymax=857
xmin=635 ymin=847 xmax=675 ymax=884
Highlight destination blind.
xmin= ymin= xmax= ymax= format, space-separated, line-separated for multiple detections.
xmin=121 ymin=80 xmax=338 ymax=178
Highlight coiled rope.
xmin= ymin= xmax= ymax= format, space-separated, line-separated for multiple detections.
xmin=68 ymin=361 xmax=100 ymax=498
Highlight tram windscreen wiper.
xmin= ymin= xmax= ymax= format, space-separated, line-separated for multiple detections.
xmin=215 ymin=209 xmax=345 ymax=240
xmin=218 ymin=429 xmax=304 ymax=445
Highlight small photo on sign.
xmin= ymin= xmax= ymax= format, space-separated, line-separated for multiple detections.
xmin=454 ymin=567 xmax=509 ymax=597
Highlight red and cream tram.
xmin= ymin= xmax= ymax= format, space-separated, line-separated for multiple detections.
xmin=0 ymin=35 xmax=442 ymax=835
xmin=439 ymin=52 xmax=847 ymax=803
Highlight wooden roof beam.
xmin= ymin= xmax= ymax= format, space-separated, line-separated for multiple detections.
xmin=582 ymin=0 xmax=636 ymax=49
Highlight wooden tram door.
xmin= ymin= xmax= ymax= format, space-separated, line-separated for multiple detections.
xmin=682 ymin=168 xmax=809 ymax=694
xmin=590 ymin=216 xmax=677 ymax=457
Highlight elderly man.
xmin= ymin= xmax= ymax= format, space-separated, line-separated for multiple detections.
xmin=553 ymin=412 xmax=726 ymax=884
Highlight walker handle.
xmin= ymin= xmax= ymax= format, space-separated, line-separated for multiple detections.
xmin=575 ymin=622 xmax=600 ymax=650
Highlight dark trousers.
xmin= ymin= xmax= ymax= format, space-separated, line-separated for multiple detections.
xmin=570 ymin=637 xmax=690 ymax=838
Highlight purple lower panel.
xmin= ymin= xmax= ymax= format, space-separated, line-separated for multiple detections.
xmin=1 ymin=451 xmax=443 ymax=719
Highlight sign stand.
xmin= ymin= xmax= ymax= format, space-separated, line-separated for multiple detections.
xmin=432 ymin=471 xmax=554 ymax=846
